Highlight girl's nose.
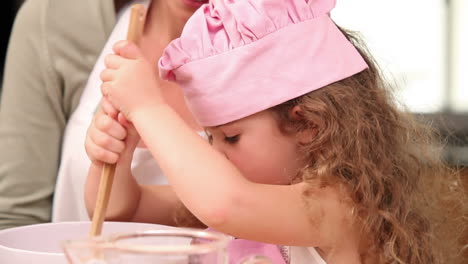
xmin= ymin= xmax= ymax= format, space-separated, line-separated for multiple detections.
xmin=212 ymin=143 xmax=229 ymax=160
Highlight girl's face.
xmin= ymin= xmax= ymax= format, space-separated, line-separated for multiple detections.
xmin=206 ymin=110 xmax=304 ymax=185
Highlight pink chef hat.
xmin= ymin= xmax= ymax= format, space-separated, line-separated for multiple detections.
xmin=159 ymin=0 xmax=368 ymax=127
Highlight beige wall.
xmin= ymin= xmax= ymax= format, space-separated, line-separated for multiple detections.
xmin=452 ymin=0 xmax=468 ymax=111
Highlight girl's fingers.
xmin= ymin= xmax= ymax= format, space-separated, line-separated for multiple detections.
xmin=94 ymin=113 xmax=127 ymax=140
xmin=89 ymin=125 xmax=125 ymax=154
xmin=117 ymin=112 xmax=130 ymax=127
xmin=104 ymin=53 xmax=124 ymax=69
xmin=118 ymin=112 xmax=140 ymax=150
xmin=86 ymin=138 xmax=120 ymax=164
xmin=101 ymin=81 xmax=113 ymax=99
xmin=101 ymin=97 xmax=119 ymax=119
xmin=113 ymin=40 xmax=142 ymax=60
xmin=112 ymin=40 xmax=128 ymax=54
xmin=100 ymin=68 xmax=115 ymax=82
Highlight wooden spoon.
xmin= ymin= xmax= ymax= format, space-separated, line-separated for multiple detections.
xmin=89 ymin=4 xmax=147 ymax=237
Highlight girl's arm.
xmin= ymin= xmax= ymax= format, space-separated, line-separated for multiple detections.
xmin=132 ymin=105 xmax=346 ymax=247
xmin=101 ymin=42 xmax=353 ymax=247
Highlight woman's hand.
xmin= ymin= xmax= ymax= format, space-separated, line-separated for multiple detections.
xmin=100 ymin=40 xmax=164 ymax=122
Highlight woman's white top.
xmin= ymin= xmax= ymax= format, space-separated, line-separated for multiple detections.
xmin=51 ymin=0 xmax=157 ymax=222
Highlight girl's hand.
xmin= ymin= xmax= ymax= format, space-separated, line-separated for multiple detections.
xmin=100 ymin=40 xmax=164 ymax=122
xmin=85 ymin=98 xmax=140 ymax=166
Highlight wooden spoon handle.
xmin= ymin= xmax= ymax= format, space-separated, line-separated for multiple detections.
xmin=89 ymin=4 xmax=147 ymax=237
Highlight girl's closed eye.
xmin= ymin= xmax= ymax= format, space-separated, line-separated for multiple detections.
xmin=206 ymin=126 xmax=241 ymax=145
xmin=224 ymin=134 xmax=240 ymax=144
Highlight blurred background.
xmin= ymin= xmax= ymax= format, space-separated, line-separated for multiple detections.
xmin=332 ymin=0 xmax=468 ymax=168
xmin=0 ymin=1 xmax=467 ymax=164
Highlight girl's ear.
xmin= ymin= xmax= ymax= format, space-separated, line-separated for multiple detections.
xmin=288 ymin=105 xmax=319 ymax=144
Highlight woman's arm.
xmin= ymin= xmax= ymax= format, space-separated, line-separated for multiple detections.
xmin=0 ymin=0 xmax=65 ymax=229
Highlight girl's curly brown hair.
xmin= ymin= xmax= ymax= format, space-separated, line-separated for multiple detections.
xmin=272 ymin=27 xmax=467 ymax=263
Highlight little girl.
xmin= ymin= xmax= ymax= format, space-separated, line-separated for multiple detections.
xmin=86 ymin=0 xmax=467 ymax=263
